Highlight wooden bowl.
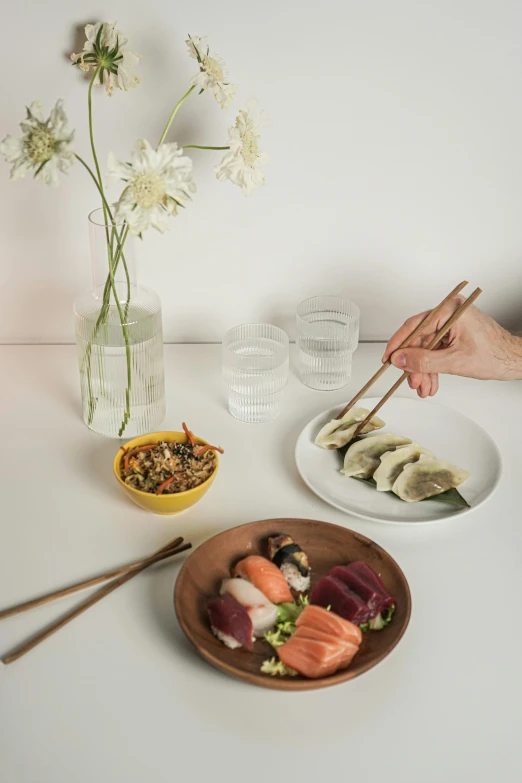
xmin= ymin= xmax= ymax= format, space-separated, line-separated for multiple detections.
xmin=174 ymin=518 xmax=411 ymax=691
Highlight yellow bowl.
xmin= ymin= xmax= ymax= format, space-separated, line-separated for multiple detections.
xmin=113 ymin=431 xmax=219 ymax=516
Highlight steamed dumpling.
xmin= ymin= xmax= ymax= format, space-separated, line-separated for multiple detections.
xmin=342 ymin=433 xmax=412 ymax=479
xmin=392 ymin=456 xmax=470 ymax=502
xmin=373 ymin=443 xmax=435 ymax=492
xmin=315 ymin=407 xmax=385 ymax=450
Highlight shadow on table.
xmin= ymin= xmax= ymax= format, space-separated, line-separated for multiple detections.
xmin=144 ymin=559 xmax=231 ymax=683
xmin=277 ymin=404 xmax=331 ymax=499
xmin=74 ymin=437 xmax=124 ymax=499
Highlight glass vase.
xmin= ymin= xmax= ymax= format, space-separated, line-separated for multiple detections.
xmin=74 ymin=209 xmax=166 ymax=438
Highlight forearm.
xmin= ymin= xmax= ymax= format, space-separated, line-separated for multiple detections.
xmin=502 ymin=333 xmax=522 ymax=380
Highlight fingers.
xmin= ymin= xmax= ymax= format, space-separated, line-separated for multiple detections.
xmin=382 ymin=311 xmax=430 ymax=363
xmin=408 ymin=372 xmax=423 ymax=391
xmin=382 ymin=295 xmax=467 ymax=363
xmin=390 ymin=346 xmax=458 ymax=375
xmin=418 ymin=375 xmax=433 ymax=398
xmin=429 ymin=373 xmax=439 ymax=396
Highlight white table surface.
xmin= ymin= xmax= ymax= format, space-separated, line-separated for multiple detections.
xmin=0 ymin=344 xmax=521 ymax=783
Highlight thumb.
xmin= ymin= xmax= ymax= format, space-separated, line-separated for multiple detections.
xmin=390 ymin=347 xmax=456 ymax=374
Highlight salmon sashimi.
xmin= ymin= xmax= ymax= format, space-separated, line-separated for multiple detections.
xmin=296 ymin=604 xmax=362 ymax=645
xmin=233 ymin=555 xmax=294 ymax=604
xmin=292 ymin=627 xmax=359 ymax=669
xmin=278 ymin=603 xmax=362 ymax=678
xmin=278 ymin=635 xmax=351 ymax=679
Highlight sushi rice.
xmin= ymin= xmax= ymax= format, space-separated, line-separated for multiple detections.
xmin=280 ymin=561 xmax=311 ymax=592
xmin=211 ymin=626 xmax=243 ymax=650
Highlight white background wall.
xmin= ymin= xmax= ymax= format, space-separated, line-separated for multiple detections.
xmin=1 ymin=0 xmax=521 ymax=344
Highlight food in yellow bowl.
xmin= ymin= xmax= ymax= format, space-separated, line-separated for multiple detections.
xmin=113 ymin=424 xmax=223 ymax=515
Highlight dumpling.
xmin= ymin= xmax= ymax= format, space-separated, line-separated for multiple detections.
xmin=342 ymin=434 xmax=412 ymax=479
xmin=373 ymin=443 xmax=435 ymax=492
xmin=315 ymin=407 xmax=385 ymax=450
xmin=392 ymin=456 xmax=470 ymax=502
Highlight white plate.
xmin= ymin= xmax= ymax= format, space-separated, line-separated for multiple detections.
xmin=295 ymin=397 xmax=502 ymax=525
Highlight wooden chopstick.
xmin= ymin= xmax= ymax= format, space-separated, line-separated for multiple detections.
xmin=349 ymin=287 xmax=482 ymax=439
xmin=0 ymin=537 xmax=184 ymax=622
xmin=335 ymin=280 xmax=469 ymax=420
xmin=2 ymin=539 xmax=192 ymax=665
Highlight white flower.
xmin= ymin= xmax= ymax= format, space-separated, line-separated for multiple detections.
xmin=186 ymin=35 xmax=236 ymax=109
xmin=215 ymin=100 xmax=267 ymax=195
xmin=0 ymin=100 xmax=75 ymax=186
xmin=107 ymin=139 xmax=196 ymax=235
xmin=71 ymin=22 xmax=141 ymax=97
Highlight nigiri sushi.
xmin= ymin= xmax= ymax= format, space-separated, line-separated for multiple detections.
xmin=267 ymin=534 xmax=311 ymax=592
xmin=233 ymin=555 xmax=294 ymax=604
xmin=220 ymin=578 xmax=278 ymax=636
xmin=310 ymin=575 xmax=371 ymax=625
xmin=207 ymin=594 xmax=254 ymax=650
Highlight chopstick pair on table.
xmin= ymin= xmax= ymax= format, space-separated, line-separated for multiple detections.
xmin=336 ymin=281 xmax=482 ymax=436
xmin=0 ymin=536 xmax=191 ymax=665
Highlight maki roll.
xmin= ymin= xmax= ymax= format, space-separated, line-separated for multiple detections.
xmin=268 ymin=535 xmax=311 ymax=592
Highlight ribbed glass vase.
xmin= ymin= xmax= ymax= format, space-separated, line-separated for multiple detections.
xmin=73 ymin=209 xmax=166 ymax=438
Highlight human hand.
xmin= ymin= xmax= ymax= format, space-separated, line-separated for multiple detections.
xmin=382 ymin=297 xmax=522 ymax=397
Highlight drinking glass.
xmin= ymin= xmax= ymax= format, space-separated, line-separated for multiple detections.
xmin=296 ymin=296 xmax=360 ymax=390
xmin=222 ymin=324 xmax=289 ymax=423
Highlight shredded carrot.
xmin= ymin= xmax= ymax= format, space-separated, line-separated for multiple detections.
xmin=194 ymin=444 xmax=225 ymax=456
xmin=156 ymin=476 xmax=177 ymax=495
xmin=123 ymin=444 xmax=157 ymax=474
xmin=182 ymin=422 xmax=196 ymax=446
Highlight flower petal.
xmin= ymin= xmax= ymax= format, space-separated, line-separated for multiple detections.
xmin=107 ymin=151 xmax=133 ymax=182
xmin=0 ymin=135 xmax=24 ymax=163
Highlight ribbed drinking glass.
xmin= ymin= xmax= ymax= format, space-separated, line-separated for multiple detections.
xmin=223 ymin=324 xmax=289 ymax=423
xmin=296 ymin=296 xmax=360 ymax=390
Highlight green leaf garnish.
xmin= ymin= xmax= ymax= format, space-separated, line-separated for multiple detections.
xmin=261 ymin=657 xmax=298 ymax=677
xmin=350 ymin=475 xmax=470 ymax=508
xmin=276 ymin=594 xmax=309 ymax=625
xmin=368 ymin=604 xmax=396 ymax=631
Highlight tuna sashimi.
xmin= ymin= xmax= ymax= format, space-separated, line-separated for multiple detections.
xmin=344 ymin=562 xmax=395 ymax=611
xmin=233 ymin=555 xmax=294 ymax=604
xmin=329 ymin=565 xmax=387 ymax=618
xmin=296 ymin=604 xmax=362 ymax=646
xmin=220 ymin=578 xmax=277 ymax=636
xmin=207 ymin=594 xmax=253 ymax=651
xmin=310 ymin=576 xmax=371 ymax=625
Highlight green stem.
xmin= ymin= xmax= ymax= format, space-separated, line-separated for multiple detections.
xmin=157 ymin=85 xmax=196 ymax=148
xmin=75 ymin=154 xmax=113 ymax=217
xmin=107 ymin=254 xmax=132 ymax=436
xmin=88 ymin=67 xmax=106 ymax=203
xmin=75 ymin=156 xmax=128 ymax=343
xmin=84 ymin=66 xmax=132 ymax=436
xmin=182 ymin=145 xmax=230 ymax=150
